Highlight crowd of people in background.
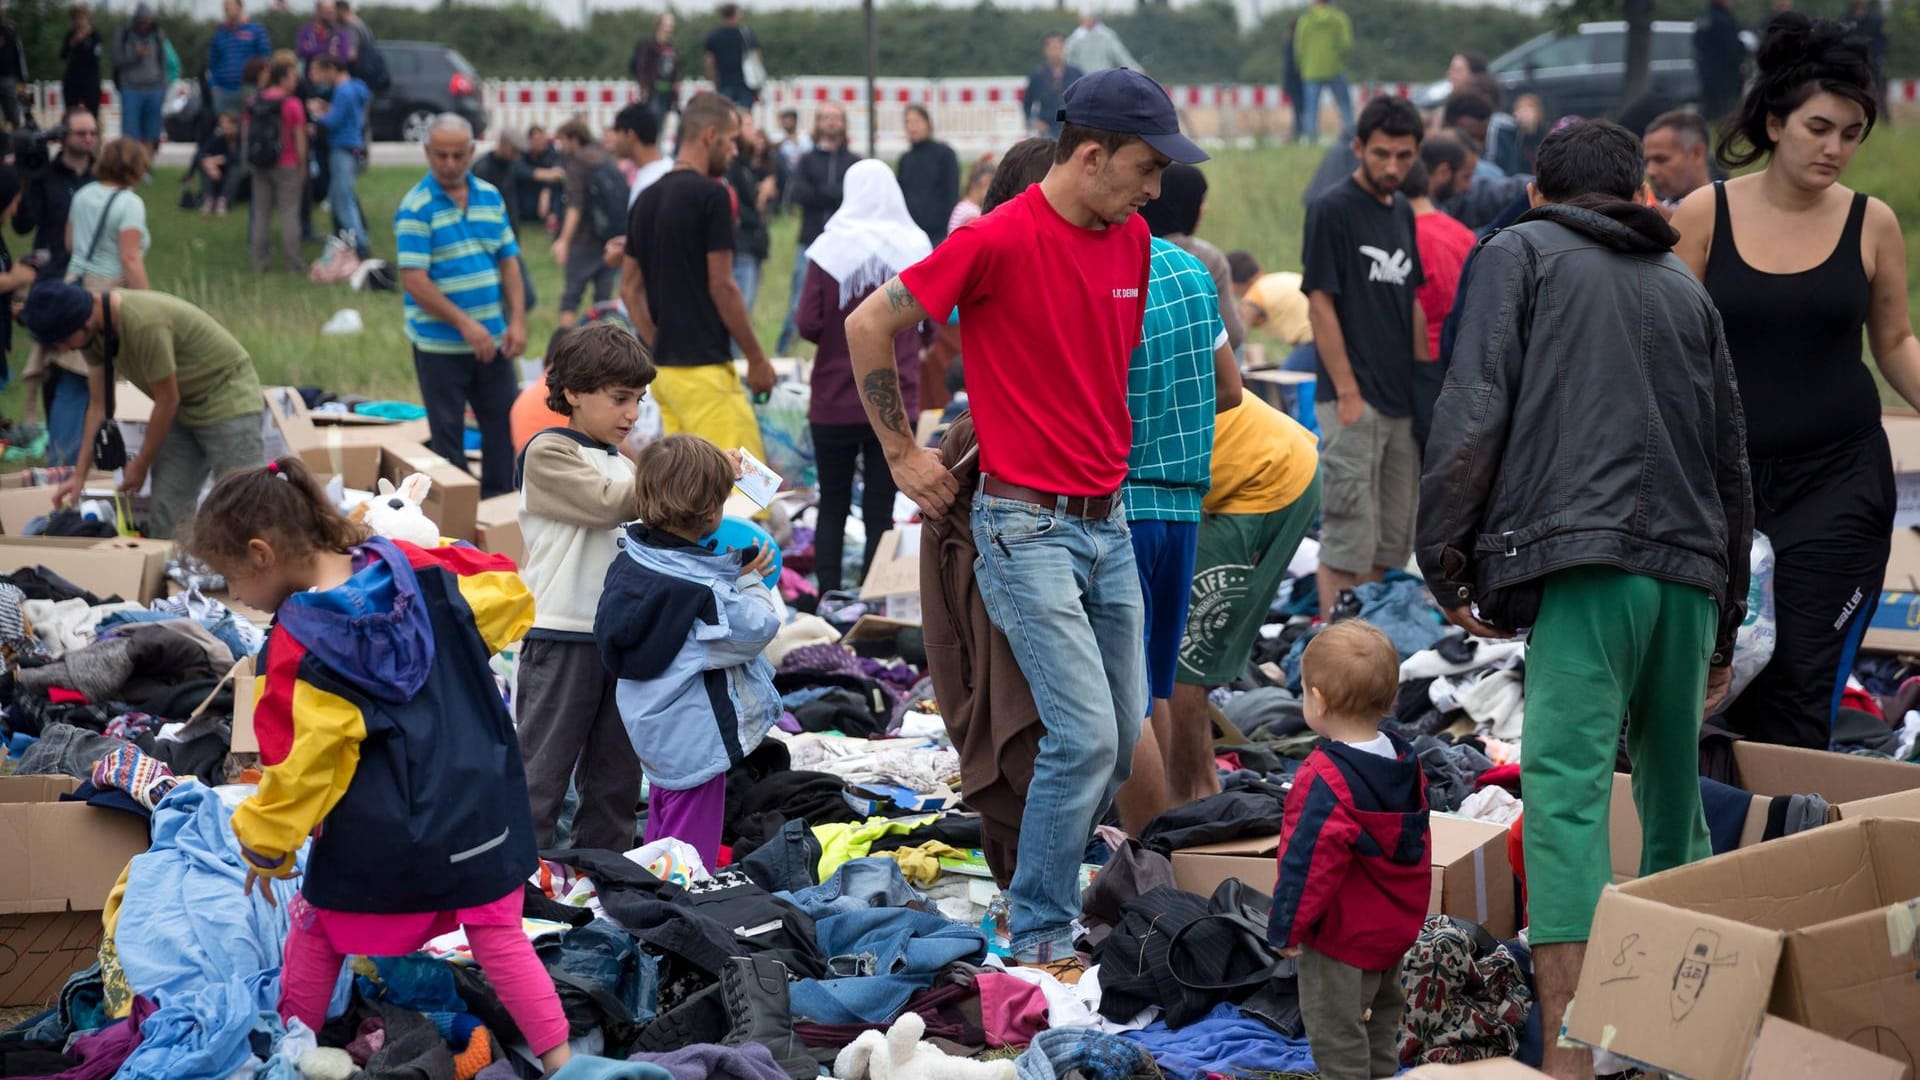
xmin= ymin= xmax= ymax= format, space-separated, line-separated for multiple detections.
xmin=0 ymin=0 xmax=1912 ymax=1076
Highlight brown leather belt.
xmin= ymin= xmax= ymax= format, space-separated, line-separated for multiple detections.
xmin=982 ymin=476 xmax=1118 ymax=519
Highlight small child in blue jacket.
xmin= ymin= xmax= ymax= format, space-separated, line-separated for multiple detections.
xmin=595 ymin=434 xmax=780 ymax=869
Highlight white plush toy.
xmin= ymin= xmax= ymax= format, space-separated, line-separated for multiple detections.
xmin=352 ymin=473 xmax=441 ymax=547
xmin=832 ymin=1012 xmax=1016 ymax=1080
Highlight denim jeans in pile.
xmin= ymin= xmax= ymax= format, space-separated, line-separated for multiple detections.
xmin=971 ymin=491 xmax=1146 ymax=961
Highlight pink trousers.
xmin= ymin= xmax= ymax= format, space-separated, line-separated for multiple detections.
xmin=278 ymin=891 xmax=572 ymax=1055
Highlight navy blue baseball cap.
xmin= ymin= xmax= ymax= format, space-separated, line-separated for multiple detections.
xmin=1057 ymin=68 xmax=1209 ymax=164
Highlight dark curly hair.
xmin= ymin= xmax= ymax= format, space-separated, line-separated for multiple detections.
xmin=1719 ymin=12 xmax=1880 ymax=170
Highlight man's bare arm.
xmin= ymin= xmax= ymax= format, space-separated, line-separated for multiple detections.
xmin=853 ymin=279 xmax=925 ymax=444
xmin=847 ymin=276 xmax=956 ymax=514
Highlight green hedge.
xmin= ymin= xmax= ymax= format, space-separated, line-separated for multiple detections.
xmin=12 ymin=0 xmax=1915 ymax=94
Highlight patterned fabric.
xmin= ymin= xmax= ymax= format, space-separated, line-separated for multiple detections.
xmin=394 ymin=172 xmax=520 ymax=353
xmin=1123 ymin=237 xmax=1227 ymax=523
xmin=0 ymin=581 xmax=23 ymax=640
xmin=1397 ymin=915 xmax=1534 ymax=1067
xmin=91 ymin=745 xmax=180 ymax=811
xmin=1017 ymin=1025 xmax=1161 ymax=1080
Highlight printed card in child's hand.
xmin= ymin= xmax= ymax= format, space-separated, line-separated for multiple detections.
xmin=734 ymin=446 xmax=782 ymax=508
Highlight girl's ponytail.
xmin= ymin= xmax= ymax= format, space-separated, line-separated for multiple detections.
xmin=183 ymin=455 xmax=371 ymax=567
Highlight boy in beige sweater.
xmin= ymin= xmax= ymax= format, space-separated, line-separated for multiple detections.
xmin=514 ymin=322 xmax=657 ymax=850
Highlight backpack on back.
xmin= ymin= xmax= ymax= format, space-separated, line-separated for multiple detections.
xmin=246 ymin=95 xmax=284 ymax=170
xmin=585 ymin=159 xmax=631 ymax=242
xmin=353 ymin=42 xmax=391 ymax=95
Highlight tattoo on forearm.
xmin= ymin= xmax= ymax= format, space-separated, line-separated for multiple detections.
xmin=862 ymin=369 xmax=914 ymax=439
xmin=883 ymin=279 xmax=922 ymax=316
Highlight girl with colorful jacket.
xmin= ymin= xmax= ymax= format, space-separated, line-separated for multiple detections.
xmin=185 ymin=457 xmax=571 ymax=1075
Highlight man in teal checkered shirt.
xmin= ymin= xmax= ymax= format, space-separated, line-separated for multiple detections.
xmin=1115 ymin=217 xmax=1243 ymax=833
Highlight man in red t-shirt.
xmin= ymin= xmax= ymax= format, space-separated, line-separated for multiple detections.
xmin=844 ymin=68 xmax=1208 ymax=982
xmin=1403 ymin=158 xmax=1476 ymax=449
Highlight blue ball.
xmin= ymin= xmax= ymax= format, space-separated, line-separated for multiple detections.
xmin=702 ymin=516 xmax=782 ymax=585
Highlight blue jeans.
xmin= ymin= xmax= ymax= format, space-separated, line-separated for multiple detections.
xmin=732 ymin=254 xmax=762 ymax=357
xmin=119 ymin=87 xmax=164 ymax=142
xmin=1298 ymin=74 xmax=1354 ymax=141
xmin=327 ymin=146 xmax=368 ymax=255
xmin=775 ymin=243 xmax=808 ymax=355
xmin=971 ymin=491 xmax=1146 ymax=960
xmin=46 ymin=368 xmax=91 ymax=467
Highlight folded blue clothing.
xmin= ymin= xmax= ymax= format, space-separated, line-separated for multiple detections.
xmin=1123 ymin=1002 xmax=1317 ymax=1079
xmin=789 ymin=908 xmax=987 ymax=1025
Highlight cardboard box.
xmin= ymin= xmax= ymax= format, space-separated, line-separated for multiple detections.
xmin=1887 ymin=410 xmax=1920 ymax=531
xmin=1406 ymin=1062 xmax=1551 ymax=1079
xmin=0 ymin=470 xmax=116 ymax=492
xmin=1170 ymin=814 xmax=1515 ymax=936
xmin=1570 ymin=818 xmax=1920 ymax=1080
xmin=376 ymin=443 xmax=479 ymax=541
xmin=1748 ymin=1015 xmax=1911 ymax=1080
xmin=1610 ymin=742 xmax=1920 ymax=881
xmin=859 ymin=527 xmax=922 ymax=624
xmin=1169 ymin=833 xmax=1279 ymax=899
xmin=474 ymin=494 xmax=526 ymax=568
xmin=304 ymin=430 xmax=383 ymax=491
xmin=0 ymin=776 xmax=153 ymax=1007
xmin=0 ymin=485 xmax=63 ymax=535
xmin=0 ymin=536 xmax=172 ymax=603
xmin=1427 ymin=814 xmax=1516 ymax=938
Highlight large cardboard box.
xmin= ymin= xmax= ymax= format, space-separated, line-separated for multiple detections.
xmin=859 ymin=527 xmax=922 ymax=624
xmin=1169 ymin=814 xmax=1516 ymax=936
xmin=1569 ymin=818 xmax=1920 ymax=1080
xmin=0 ymin=776 xmax=152 ymax=1007
xmin=0 ymin=535 xmax=172 ymax=603
xmin=376 ymin=443 xmax=479 ymax=541
xmin=1609 ymin=742 xmax=1920 ymax=882
xmin=474 ymin=494 xmax=526 ymax=568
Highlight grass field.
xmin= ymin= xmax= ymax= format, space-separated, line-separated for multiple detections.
xmin=6 ymin=130 xmax=1920 ymax=411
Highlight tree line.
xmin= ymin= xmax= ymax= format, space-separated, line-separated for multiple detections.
xmin=9 ymin=0 xmax=1912 ymax=92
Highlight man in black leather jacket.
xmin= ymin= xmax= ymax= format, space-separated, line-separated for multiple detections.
xmin=1416 ymin=119 xmax=1752 ymax=1080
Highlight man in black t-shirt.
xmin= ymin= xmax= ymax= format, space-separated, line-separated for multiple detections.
xmin=1302 ymin=95 xmax=1428 ymax=621
xmin=704 ymin=3 xmax=759 ymax=108
xmin=623 ymin=90 xmax=774 ymax=458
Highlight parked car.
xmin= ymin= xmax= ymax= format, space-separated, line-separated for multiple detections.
xmin=1413 ymin=21 xmax=1740 ymax=120
xmin=369 ymin=41 xmax=489 ymax=143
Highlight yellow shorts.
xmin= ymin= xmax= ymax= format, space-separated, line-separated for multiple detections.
xmin=650 ymin=363 xmax=766 ymax=460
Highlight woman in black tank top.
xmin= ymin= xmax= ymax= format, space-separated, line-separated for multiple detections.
xmin=1672 ymin=13 xmax=1920 ymax=750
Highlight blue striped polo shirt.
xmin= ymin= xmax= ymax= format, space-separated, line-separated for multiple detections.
xmin=394 ymin=172 xmax=520 ymax=353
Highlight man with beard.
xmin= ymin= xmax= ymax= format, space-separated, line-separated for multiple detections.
xmin=1303 ymin=94 xmax=1428 ymax=622
xmin=623 ymin=90 xmax=773 ymax=457
xmin=842 ymin=69 xmax=1207 ymax=983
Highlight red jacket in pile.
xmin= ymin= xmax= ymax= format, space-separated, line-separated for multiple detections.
xmin=1268 ymin=731 xmax=1432 ymax=971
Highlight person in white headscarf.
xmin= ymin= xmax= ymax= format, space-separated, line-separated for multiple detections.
xmin=797 ymin=158 xmax=934 ymax=594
